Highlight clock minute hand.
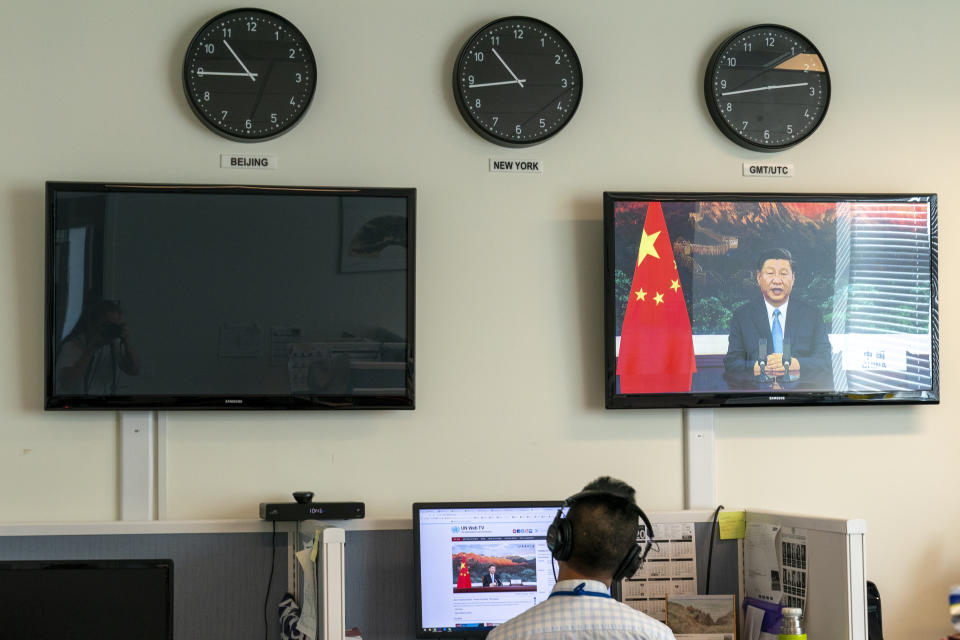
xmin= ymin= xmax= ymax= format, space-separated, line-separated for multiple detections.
xmin=223 ymin=39 xmax=257 ymax=82
xmin=468 ymin=79 xmax=528 ymax=88
xmin=198 ymin=70 xmax=260 ymax=78
xmin=492 ymin=48 xmax=525 ymax=88
xmin=721 ymin=82 xmax=808 ymax=96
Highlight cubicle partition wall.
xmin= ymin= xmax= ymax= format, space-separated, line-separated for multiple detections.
xmin=745 ymin=510 xmax=868 ymax=640
xmin=0 ymin=521 xmax=290 ymax=640
xmin=0 ymin=510 xmax=866 ymax=640
xmin=342 ymin=510 xmax=865 ymax=640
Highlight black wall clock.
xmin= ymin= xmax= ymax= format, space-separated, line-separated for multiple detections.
xmin=453 ymin=16 xmax=582 ymax=147
xmin=183 ymin=8 xmax=317 ymax=142
xmin=705 ymin=24 xmax=830 ymax=152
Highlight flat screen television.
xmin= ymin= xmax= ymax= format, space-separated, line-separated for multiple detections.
xmin=45 ymin=182 xmax=415 ymax=410
xmin=604 ymin=192 xmax=939 ymax=408
xmin=0 ymin=559 xmax=173 ymax=640
xmin=413 ymin=501 xmax=565 ymax=638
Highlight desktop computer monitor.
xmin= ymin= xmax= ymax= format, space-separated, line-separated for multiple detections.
xmin=413 ymin=501 xmax=566 ymax=638
xmin=0 ymin=559 xmax=173 ymax=639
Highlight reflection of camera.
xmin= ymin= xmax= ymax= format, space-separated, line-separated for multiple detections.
xmin=99 ymin=322 xmax=123 ymax=341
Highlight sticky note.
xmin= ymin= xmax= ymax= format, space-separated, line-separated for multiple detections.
xmin=718 ymin=511 xmax=746 ymax=539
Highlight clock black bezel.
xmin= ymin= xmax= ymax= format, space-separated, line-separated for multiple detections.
xmin=704 ymin=24 xmax=831 ymax=153
xmin=452 ymin=15 xmax=583 ymax=148
xmin=182 ymin=7 xmax=318 ymax=143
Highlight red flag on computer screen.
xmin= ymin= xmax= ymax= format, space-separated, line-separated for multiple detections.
xmin=456 ymin=558 xmax=472 ymax=589
xmin=616 ymin=202 xmax=696 ymax=393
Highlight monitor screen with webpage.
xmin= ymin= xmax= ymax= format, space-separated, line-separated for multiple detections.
xmin=413 ymin=501 xmax=565 ymax=638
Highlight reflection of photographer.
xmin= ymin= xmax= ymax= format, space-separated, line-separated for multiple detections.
xmin=56 ymin=300 xmax=140 ymax=395
xmin=306 ymin=349 xmax=351 ymax=394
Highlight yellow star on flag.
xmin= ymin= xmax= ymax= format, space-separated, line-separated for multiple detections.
xmin=636 ymin=229 xmax=660 ymax=266
xmin=670 ymin=279 xmax=680 ymax=292
xmin=654 ymin=292 xmax=664 ymax=305
xmin=634 ymin=288 xmax=647 ymax=301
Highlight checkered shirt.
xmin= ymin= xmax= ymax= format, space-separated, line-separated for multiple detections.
xmin=486 ymin=580 xmax=675 ymax=640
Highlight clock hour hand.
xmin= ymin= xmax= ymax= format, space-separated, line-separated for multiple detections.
xmin=728 ymin=50 xmax=797 ymax=93
xmin=468 ymin=79 xmax=528 ymax=88
xmin=721 ymin=82 xmax=808 ymax=96
xmin=223 ymin=39 xmax=257 ymax=82
xmin=492 ymin=48 xmax=525 ymax=88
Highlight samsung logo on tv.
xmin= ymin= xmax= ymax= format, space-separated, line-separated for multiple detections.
xmin=769 ymin=396 xmax=786 ymax=401
xmin=225 ymin=399 xmax=243 ymax=404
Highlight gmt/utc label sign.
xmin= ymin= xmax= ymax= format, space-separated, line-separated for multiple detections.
xmin=742 ymin=161 xmax=794 ymax=177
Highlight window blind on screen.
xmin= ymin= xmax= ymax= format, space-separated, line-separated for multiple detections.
xmin=836 ymin=201 xmax=934 ymax=391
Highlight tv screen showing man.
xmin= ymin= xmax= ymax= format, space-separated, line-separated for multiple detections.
xmin=723 ymin=248 xmax=832 ymax=389
xmin=606 ymin=195 xmax=938 ymax=405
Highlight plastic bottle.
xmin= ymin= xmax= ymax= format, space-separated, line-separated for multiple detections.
xmin=950 ymin=585 xmax=960 ymax=631
xmin=778 ymin=607 xmax=806 ymax=640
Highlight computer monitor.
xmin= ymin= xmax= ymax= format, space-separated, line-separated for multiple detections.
xmin=413 ymin=501 xmax=565 ymax=638
xmin=0 ymin=559 xmax=173 ymax=640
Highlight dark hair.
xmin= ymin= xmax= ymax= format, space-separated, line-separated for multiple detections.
xmin=755 ymin=248 xmax=795 ymax=273
xmin=565 ymin=476 xmax=640 ymax=577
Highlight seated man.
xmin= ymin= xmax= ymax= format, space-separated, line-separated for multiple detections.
xmin=482 ymin=564 xmax=503 ymax=587
xmin=724 ymin=248 xmax=833 ymax=388
xmin=488 ymin=477 xmax=675 ymax=640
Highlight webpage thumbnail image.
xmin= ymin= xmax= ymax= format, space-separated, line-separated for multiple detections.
xmin=453 ymin=540 xmax=538 ymax=593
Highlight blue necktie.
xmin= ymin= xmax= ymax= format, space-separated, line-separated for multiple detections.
xmin=772 ymin=309 xmax=783 ymax=353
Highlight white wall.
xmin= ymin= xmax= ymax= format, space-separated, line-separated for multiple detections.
xmin=1 ymin=1 xmax=956 ymax=638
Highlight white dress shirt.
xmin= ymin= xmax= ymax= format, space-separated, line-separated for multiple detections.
xmin=486 ymin=579 xmax=676 ymax=640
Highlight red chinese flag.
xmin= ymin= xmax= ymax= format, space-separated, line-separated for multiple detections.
xmin=616 ymin=202 xmax=696 ymax=393
xmin=456 ymin=558 xmax=472 ymax=589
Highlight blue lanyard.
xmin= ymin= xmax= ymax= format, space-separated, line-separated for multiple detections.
xmin=549 ymin=582 xmax=612 ymax=599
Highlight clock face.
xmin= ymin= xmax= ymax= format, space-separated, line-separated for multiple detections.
xmin=183 ymin=9 xmax=317 ymax=142
xmin=453 ymin=17 xmax=582 ymax=147
xmin=705 ymin=25 xmax=830 ymax=152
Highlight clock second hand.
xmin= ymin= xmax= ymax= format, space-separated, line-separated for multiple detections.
xmin=519 ymin=84 xmax=574 ymax=130
xmin=721 ymin=82 xmax=808 ymax=96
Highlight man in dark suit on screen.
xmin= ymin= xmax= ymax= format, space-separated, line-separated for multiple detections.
xmin=482 ymin=564 xmax=502 ymax=587
xmin=723 ymin=248 xmax=833 ymax=388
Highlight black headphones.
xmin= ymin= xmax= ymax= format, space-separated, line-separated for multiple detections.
xmin=545 ymin=488 xmax=654 ymax=583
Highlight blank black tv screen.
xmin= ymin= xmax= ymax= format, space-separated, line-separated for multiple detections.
xmin=45 ymin=182 xmax=415 ymax=410
xmin=604 ymin=193 xmax=939 ymax=408
xmin=0 ymin=559 xmax=173 ymax=640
